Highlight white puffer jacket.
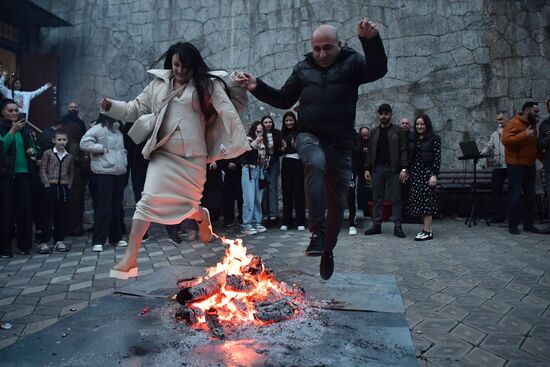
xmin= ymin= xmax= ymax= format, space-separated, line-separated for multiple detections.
xmin=80 ymin=123 xmax=127 ymax=175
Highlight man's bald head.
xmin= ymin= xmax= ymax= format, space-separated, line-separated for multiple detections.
xmin=311 ymin=25 xmax=341 ymax=68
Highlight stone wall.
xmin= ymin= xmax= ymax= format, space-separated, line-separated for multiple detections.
xmin=35 ymin=0 xmax=550 ymax=167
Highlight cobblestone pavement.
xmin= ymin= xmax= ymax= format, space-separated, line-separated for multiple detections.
xmin=0 ymin=218 xmax=549 ymax=366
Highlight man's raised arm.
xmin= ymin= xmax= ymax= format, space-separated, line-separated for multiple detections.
xmin=355 ymin=18 xmax=388 ymax=83
xmin=235 ymin=69 xmax=302 ymax=110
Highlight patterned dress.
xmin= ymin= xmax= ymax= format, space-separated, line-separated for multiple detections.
xmin=407 ymin=135 xmax=441 ymax=216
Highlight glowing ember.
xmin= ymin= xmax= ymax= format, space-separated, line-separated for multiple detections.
xmin=175 ymin=237 xmax=304 ymax=334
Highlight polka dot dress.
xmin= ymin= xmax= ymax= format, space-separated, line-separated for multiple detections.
xmin=407 ymin=135 xmax=441 ymax=216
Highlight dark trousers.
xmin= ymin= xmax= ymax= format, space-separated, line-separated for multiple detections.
xmin=507 ymin=165 xmax=536 ymax=227
xmin=33 ymin=183 xmax=50 ymax=242
xmin=356 ymin=172 xmax=372 ymax=216
xmin=222 ymin=169 xmax=243 ymax=225
xmin=490 ymin=168 xmax=507 ymax=220
xmin=295 ymin=133 xmax=351 ymax=250
xmin=281 ymin=157 xmax=306 ymax=227
xmin=43 ymin=184 xmax=69 ymax=242
xmin=347 ymin=173 xmax=357 ymax=226
xmin=372 ymin=164 xmax=402 ymax=226
xmin=90 ymin=173 xmax=125 ymax=245
xmin=67 ymin=167 xmax=87 ymax=234
xmin=0 ymin=174 xmax=33 ymax=254
xmin=0 ymin=177 xmax=14 ymax=256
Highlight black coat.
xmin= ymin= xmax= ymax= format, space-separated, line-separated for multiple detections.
xmin=252 ymin=35 xmax=387 ymax=147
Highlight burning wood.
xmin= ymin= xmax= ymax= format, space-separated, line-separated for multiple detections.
xmin=254 ymin=299 xmax=297 ymax=323
xmin=225 ymin=274 xmax=254 ymax=292
xmin=205 ymin=307 xmax=225 ymax=339
xmin=174 ymin=238 xmax=304 ymax=336
xmin=176 ymin=271 xmax=226 ymax=304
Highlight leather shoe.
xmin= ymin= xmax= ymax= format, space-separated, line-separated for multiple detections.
xmin=364 ymin=225 xmax=381 ymax=235
xmin=508 ymin=226 xmax=520 ymax=235
xmin=305 ymin=232 xmax=325 ymax=257
xmin=320 ymin=251 xmax=334 ymax=280
xmin=394 ymin=226 xmax=406 ymax=238
xmin=523 ymin=225 xmax=541 ymax=234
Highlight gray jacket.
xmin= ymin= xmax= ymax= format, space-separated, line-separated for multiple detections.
xmin=481 ymin=129 xmax=506 ymax=168
xmin=80 ymin=123 xmax=127 ymax=175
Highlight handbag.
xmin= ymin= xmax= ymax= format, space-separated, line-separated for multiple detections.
xmin=127 ymin=84 xmax=187 ymax=144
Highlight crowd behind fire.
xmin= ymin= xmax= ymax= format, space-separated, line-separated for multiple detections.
xmin=0 ymin=63 xmax=549 ymax=258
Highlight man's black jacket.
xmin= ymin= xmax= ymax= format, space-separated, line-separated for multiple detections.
xmin=251 ymin=35 xmax=387 ymax=148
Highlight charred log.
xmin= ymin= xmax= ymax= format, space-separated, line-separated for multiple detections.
xmin=176 ymin=272 xmax=226 ymax=304
xmin=231 ymin=298 xmax=248 ymax=313
xmin=241 ymin=255 xmax=263 ymax=275
xmin=205 ymin=307 xmax=225 ymax=339
xmin=175 ymin=305 xmax=202 ymax=324
xmin=254 ymin=299 xmax=296 ymax=323
xmin=176 ymin=277 xmax=201 ymax=289
xmin=226 ymin=274 xmax=254 ymax=292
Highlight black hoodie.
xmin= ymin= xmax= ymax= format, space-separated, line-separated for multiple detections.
xmin=252 ymin=35 xmax=387 ymax=148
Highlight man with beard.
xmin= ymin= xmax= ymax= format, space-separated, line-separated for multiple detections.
xmin=236 ymin=19 xmax=388 ymax=280
xmin=364 ymin=103 xmax=408 ymax=238
xmin=502 ymin=101 xmax=543 ymax=235
xmin=60 ymin=102 xmax=88 ymax=235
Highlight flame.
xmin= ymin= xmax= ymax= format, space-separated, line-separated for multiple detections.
xmin=181 ymin=237 xmax=302 ymax=326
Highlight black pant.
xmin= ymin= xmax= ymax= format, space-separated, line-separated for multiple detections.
xmin=490 ymin=168 xmax=507 ymax=220
xmin=295 ymin=133 xmax=351 ymax=250
xmin=372 ymin=164 xmax=402 ymax=226
xmin=507 ymin=165 xmax=536 ymax=227
xmin=90 ymin=173 xmax=125 ymax=245
xmin=347 ymin=173 xmax=357 ymax=226
xmin=222 ymin=168 xmax=243 ymax=225
xmin=356 ymin=171 xmax=372 ymax=216
xmin=43 ymin=184 xmax=69 ymax=242
xmin=67 ymin=167 xmax=87 ymax=234
xmin=0 ymin=174 xmax=33 ymax=254
xmin=0 ymin=177 xmax=14 ymax=256
xmin=281 ymin=157 xmax=306 ymax=227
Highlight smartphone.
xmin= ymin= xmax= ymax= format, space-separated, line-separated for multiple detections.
xmin=18 ymin=112 xmax=27 ymax=121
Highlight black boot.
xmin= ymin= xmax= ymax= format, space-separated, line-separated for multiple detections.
xmin=394 ymin=226 xmax=406 ymax=238
xmin=364 ymin=224 xmax=381 ymax=235
xmin=320 ymin=251 xmax=334 ymax=280
xmin=305 ymin=232 xmax=325 ymax=257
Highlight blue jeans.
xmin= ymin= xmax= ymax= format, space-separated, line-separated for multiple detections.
xmin=241 ymin=166 xmax=264 ymax=228
xmin=295 ymin=132 xmax=351 ymax=251
xmin=507 ymin=164 xmax=536 ymax=227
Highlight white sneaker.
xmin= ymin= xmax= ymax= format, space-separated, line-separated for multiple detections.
xmin=116 ymin=240 xmax=128 ymax=247
xmin=92 ymin=244 xmax=104 ymax=252
xmin=297 ymin=226 xmax=306 ymax=231
xmin=280 ymin=225 xmax=288 ymax=231
xmin=349 ymin=226 xmax=357 ymax=236
xmin=241 ymin=227 xmax=258 ymax=235
xmin=254 ymin=224 xmax=267 ymax=233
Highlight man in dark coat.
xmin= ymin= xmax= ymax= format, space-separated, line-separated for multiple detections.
xmin=538 ymin=98 xmax=550 ymax=234
xmin=236 ymin=19 xmax=387 ymax=280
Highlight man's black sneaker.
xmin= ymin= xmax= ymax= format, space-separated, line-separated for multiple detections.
xmin=394 ymin=226 xmax=406 ymax=238
xmin=509 ymin=226 xmax=520 ymax=235
xmin=305 ymin=232 xmax=325 ymax=257
xmin=320 ymin=251 xmax=334 ymax=280
xmin=524 ymin=225 xmax=541 ymax=234
xmin=364 ymin=225 xmax=381 ymax=235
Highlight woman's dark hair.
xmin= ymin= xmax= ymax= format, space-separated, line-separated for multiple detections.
xmin=247 ymin=121 xmax=263 ymax=139
xmin=97 ymin=114 xmax=119 ymax=130
xmin=260 ymin=115 xmax=274 ymax=131
xmin=281 ymin=111 xmax=297 ymax=134
xmin=161 ymin=42 xmax=228 ymax=123
xmin=11 ymin=78 xmax=21 ymax=98
xmin=414 ymin=114 xmax=433 ymax=137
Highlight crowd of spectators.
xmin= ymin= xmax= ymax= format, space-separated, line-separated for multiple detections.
xmin=0 ymin=65 xmax=548 ymax=257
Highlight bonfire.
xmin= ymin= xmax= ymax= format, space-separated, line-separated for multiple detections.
xmin=174 ymin=237 xmax=304 ymax=338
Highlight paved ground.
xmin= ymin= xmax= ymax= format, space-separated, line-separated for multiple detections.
xmin=0 ymin=216 xmax=549 ymax=366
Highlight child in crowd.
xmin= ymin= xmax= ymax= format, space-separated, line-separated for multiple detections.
xmin=38 ymin=129 xmax=74 ymax=253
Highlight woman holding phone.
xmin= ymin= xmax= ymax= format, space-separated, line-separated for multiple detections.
xmin=0 ymin=98 xmax=37 ymax=257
